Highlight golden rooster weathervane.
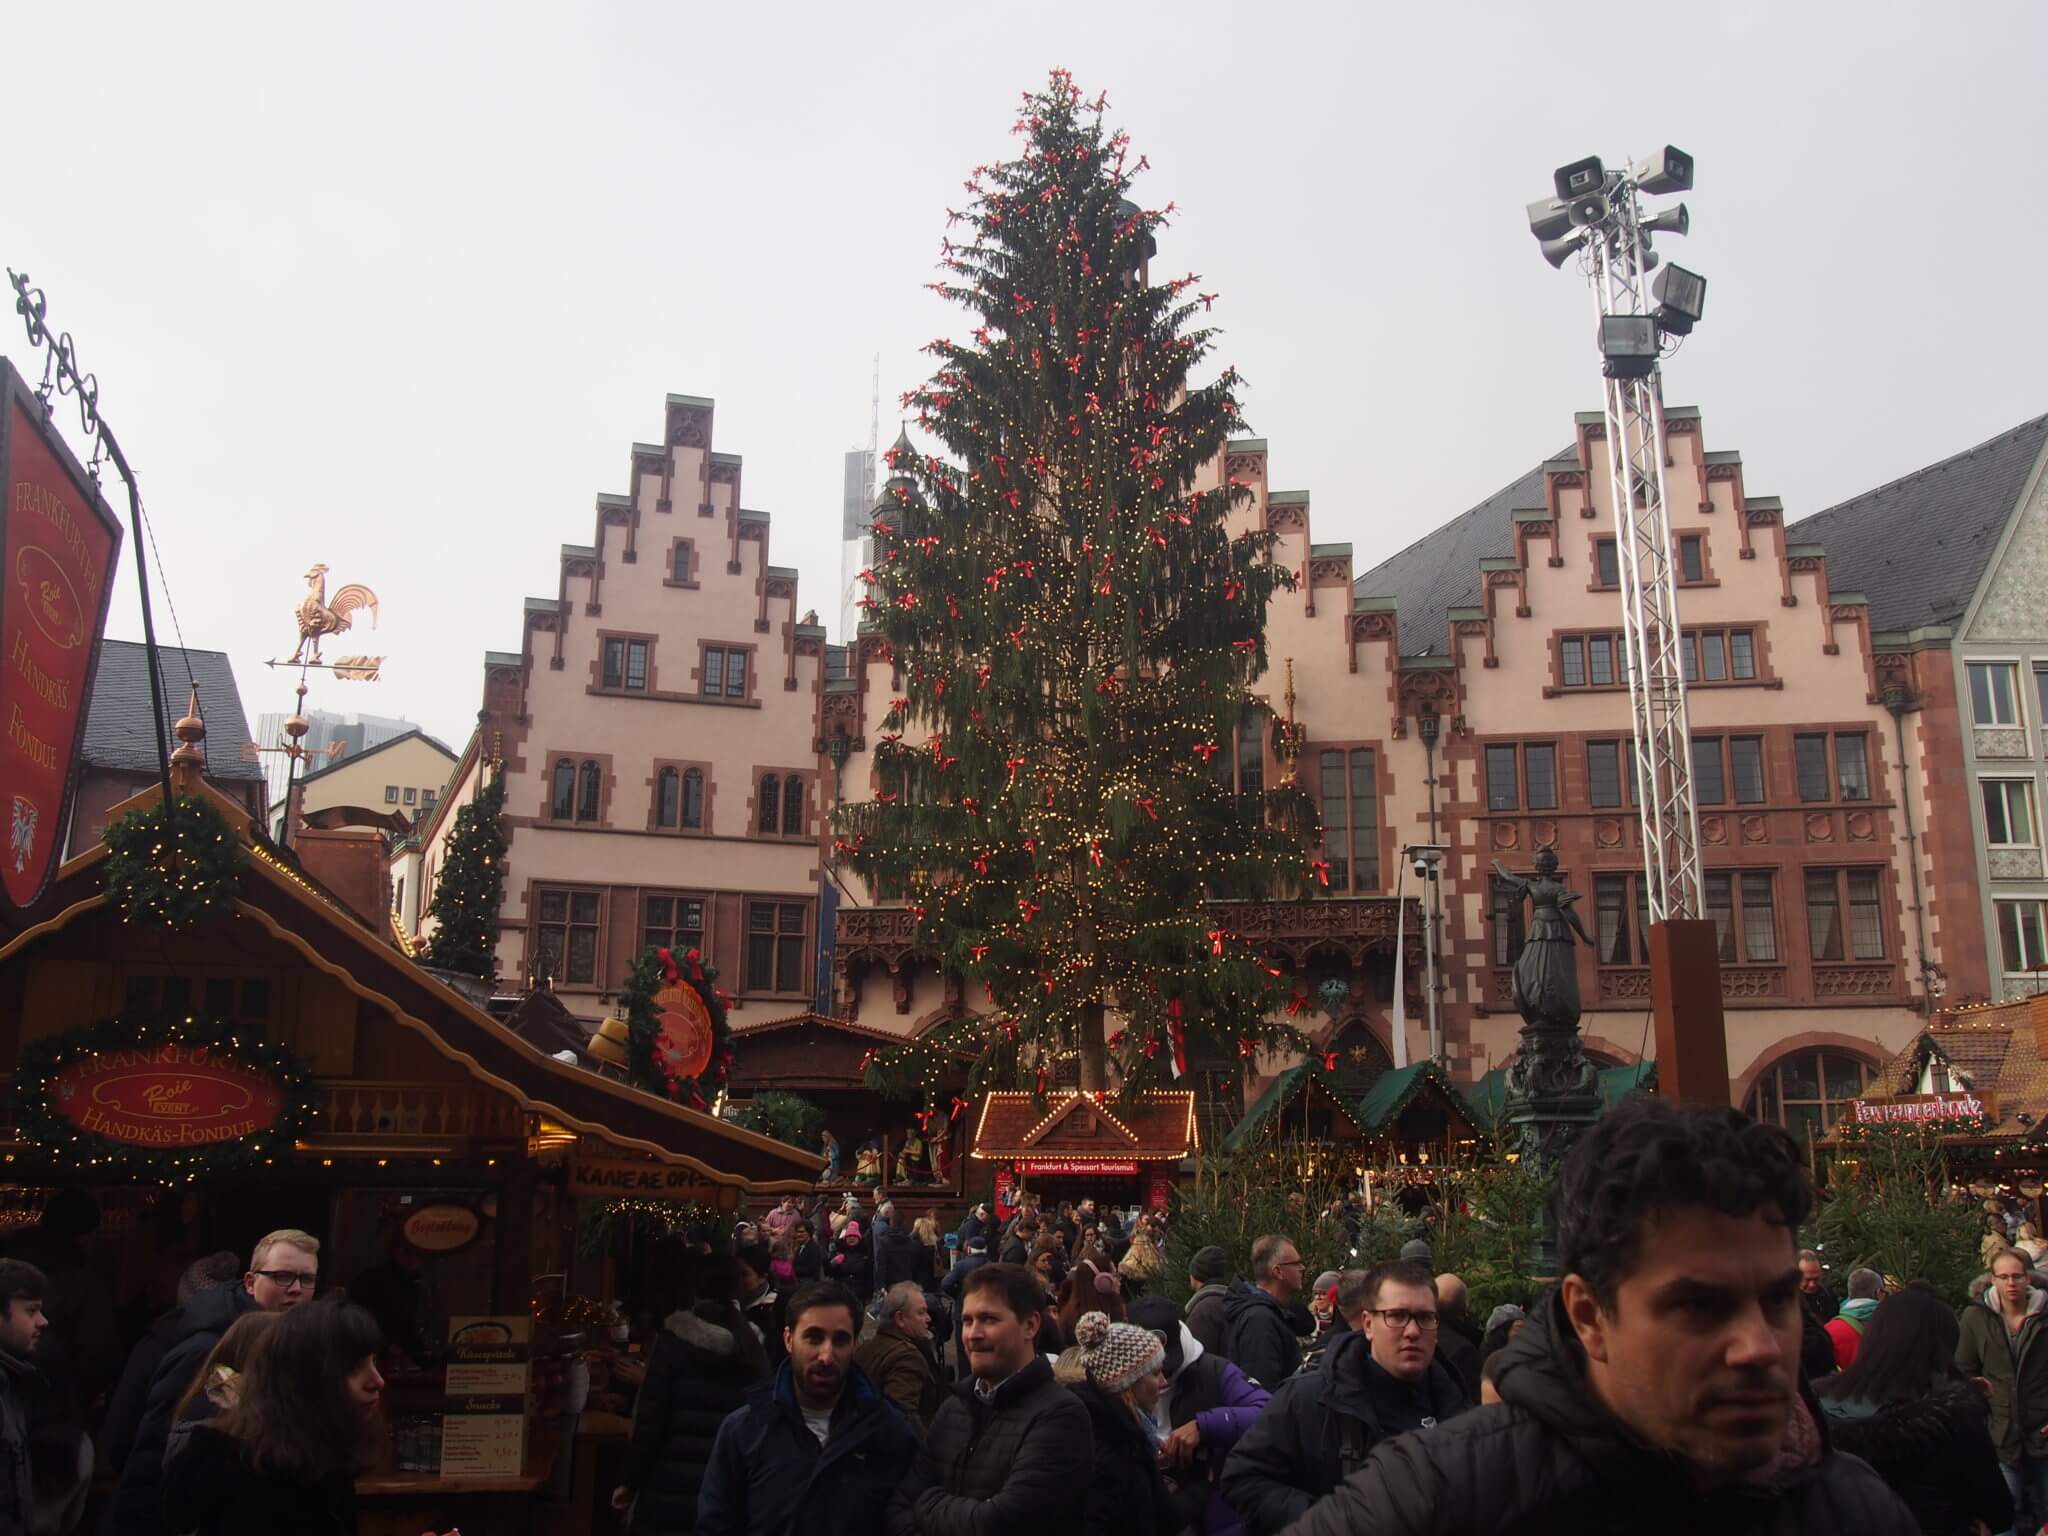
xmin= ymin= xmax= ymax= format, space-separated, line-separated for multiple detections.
xmin=288 ymin=563 xmax=380 ymax=667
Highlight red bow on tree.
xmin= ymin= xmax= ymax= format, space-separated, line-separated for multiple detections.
xmin=1322 ymin=1051 xmax=1339 ymax=1072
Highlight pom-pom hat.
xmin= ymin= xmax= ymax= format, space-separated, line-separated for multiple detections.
xmin=1074 ymin=1310 xmax=1165 ymax=1395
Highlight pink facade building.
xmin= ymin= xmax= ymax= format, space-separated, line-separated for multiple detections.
xmin=407 ymin=394 xmax=830 ymax=1024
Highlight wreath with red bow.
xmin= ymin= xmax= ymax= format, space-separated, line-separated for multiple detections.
xmin=620 ymin=946 xmax=734 ymax=1109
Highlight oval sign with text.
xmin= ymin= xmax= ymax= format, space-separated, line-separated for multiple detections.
xmin=653 ymin=982 xmax=714 ymax=1085
xmin=47 ymin=1047 xmax=285 ymax=1149
xmin=402 ymin=1204 xmax=482 ymax=1254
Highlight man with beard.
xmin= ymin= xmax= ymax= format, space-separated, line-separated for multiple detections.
xmin=1279 ymin=1099 xmax=1916 ymax=1535
xmin=698 ymin=1280 xmax=916 ymax=1536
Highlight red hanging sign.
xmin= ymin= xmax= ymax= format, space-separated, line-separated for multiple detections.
xmin=653 ymin=982 xmax=715 ymax=1085
xmin=0 ymin=361 xmax=123 ymax=918
xmin=47 ymin=1046 xmax=286 ymax=1148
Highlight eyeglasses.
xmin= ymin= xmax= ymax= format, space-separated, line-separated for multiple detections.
xmin=1273 ymin=1258 xmax=1307 ymax=1271
xmin=253 ymin=1270 xmax=318 ymax=1292
xmin=1370 ymin=1307 xmax=1440 ymax=1332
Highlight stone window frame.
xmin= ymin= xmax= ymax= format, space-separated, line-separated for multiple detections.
xmin=1980 ymin=775 xmax=2041 ymax=849
xmin=647 ymin=757 xmax=717 ymax=835
xmin=642 ymin=888 xmax=712 ymax=959
xmin=665 ymin=537 xmax=700 ymax=590
xmin=1314 ymin=744 xmax=1384 ymax=896
xmin=530 ymin=881 xmax=606 ymax=991
xmin=697 ymin=641 xmax=757 ymax=704
xmin=541 ymin=750 xmax=614 ymax=827
xmin=592 ymin=629 xmax=660 ymax=696
xmin=1968 ymin=658 xmax=2026 ymax=728
xmin=750 ymin=766 xmax=816 ymax=840
xmin=742 ymin=896 xmax=813 ymax=996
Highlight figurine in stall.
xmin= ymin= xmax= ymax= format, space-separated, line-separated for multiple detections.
xmin=853 ymin=1136 xmax=883 ymax=1187
xmin=895 ymin=1123 xmax=928 ymax=1185
xmin=927 ymin=1124 xmax=951 ymax=1185
xmin=819 ymin=1127 xmax=842 ymax=1185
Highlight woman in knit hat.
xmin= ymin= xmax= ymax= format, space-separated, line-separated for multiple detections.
xmin=1072 ymin=1311 xmax=1179 ymax=1536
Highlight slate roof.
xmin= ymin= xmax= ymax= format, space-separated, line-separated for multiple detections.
xmin=295 ymin=727 xmax=457 ymax=787
xmin=80 ymin=639 xmax=265 ymax=783
xmin=1865 ymin=999 xmax=2048 ymax=1142
xmin=1788 ymin=413 xmax=2048 ymax=635
xmin=1351 ymin=459 xmax=1558 ymax=657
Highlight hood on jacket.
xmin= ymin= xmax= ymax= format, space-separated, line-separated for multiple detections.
xmin=665 ymin=1307 xmax=737 ymax=1359
xmin=1977 ymin=1280 xmax=2048 ymax=1318
xmin=174 ymin=1278 xmax=255 ymax=1345
xmin=1187 ymin=1281 xmax=1231 ymax=1308
xmin=1220 ymin=1283 xmax=1287 ymax=1328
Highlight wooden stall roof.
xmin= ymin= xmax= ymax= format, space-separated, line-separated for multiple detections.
xmin=970 ymin=1090 xmax=1199 ymax=1162
xmin=1223 ymin=1065 xmax=1366 ymax=1152
xmin=1861 ymin=996 xmax=2048 ymax=1144
xmin=3 ymin=773 xmax=821 ymax=1193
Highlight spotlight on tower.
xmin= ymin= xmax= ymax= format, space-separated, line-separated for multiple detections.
xmin=1598 ymin=315 xmax=1659 ymax=379
xmin=1652 ymin=264 xmax=1708 ymax=335
xmin=1642 ymin=203 xmax=1690 ymax=238
xmin=1631 ymin=146 xmax=1695 ymax=195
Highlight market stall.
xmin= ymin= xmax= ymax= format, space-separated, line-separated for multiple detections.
xmin=0 ymin=726 xmax=819 ymax=1535
xmin=968 ymin=1090 xmax=1198 ymax=1215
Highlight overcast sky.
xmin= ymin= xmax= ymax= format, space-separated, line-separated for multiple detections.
xmin=9 ymin=2 xmax=2044 ymax=754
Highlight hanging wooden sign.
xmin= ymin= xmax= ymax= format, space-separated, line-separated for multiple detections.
xmin=654 ymin=981 xmax=715 ymax=1085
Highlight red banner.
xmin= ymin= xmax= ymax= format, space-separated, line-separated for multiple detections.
xmin=47 ymin=1046 xmax=286 ymax=1148
xmin=0 ymin=361 xmax=123 ymax=917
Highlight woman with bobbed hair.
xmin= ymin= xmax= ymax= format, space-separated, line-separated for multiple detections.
xmin=162 ymin=1298 xmax=384 ymax=1535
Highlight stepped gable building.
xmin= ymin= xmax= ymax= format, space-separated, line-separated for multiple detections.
xmin=1353 ymin=404 xmax=1948 ymax=1136
xmin=407 ymin=393 xmax=831 ymax=1023
xmin=1790 ymin=412 xmax=2048 ymax=1005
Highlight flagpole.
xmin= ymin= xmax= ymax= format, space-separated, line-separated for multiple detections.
xmin=1391 ymin=859 xmax=1410 ymax=1069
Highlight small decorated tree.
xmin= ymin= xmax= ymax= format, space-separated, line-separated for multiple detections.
xmin=424 ymin=769 xmax=507 ymax=980
xmin=834 ymin=70 xmax=1316 ymax=1102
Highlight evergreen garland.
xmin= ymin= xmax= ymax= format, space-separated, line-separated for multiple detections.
xmin=832 ymin=70 xmax=1317 ymax=1104
xmin=425 ymin=768 xmax=507 ymax=980
xmin=619 ymin=946 xmax=733 ymax=1109
xmin=102 ymin=795 xmax=243 ymax=928
xmin=12 ymin=1013 xmax=313 ymax=1182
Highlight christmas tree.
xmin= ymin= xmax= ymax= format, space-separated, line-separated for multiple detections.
xmin=835 ymin=70 xmax=1316 ymax=1100
xmin=424 ymin=767 xmax=507 ymax=980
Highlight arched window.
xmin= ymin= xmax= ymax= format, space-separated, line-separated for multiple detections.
xmin=1326 ymin=1019 xmax=1391 ymax=1106
xmin=551 ymin=759 xmax=575 ymax=821
xmin=655 ymin=767 xmax=679 ymax=828
xmin=783 ymin=776 xmax=805 ymax=835
xmin=758 ymin=774 xmax=780 ymax=833
xmin=1235 ymin=702 xmax=1266 ymax=799
xmin=682 ymin=768 xmax=705 ymax=830
xmin=1743 ymin=1049 xmax=1876 ymax=1142
xmin=577 ymin=761 xmax=601 ymax=823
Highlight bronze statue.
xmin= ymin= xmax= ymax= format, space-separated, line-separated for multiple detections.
xmin=1491 ymin=847 xmax=1591 ymax=1031
xmin=1492 ymin=847 xmax=1601 ymax=1187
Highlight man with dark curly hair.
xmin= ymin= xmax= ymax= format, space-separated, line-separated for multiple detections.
xmin=1279 ymin=1097 xmax=1917 ymax=1534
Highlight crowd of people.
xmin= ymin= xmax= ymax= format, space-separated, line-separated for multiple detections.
xmin=0 ymin=1103 xmax=2035 ymax=1533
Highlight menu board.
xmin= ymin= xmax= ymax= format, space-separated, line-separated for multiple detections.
xmin=442 ymin=1316 xmax=529 ymax=1476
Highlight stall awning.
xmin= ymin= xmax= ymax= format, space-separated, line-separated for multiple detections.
xmin=1223 ymin=1065 xmax=1367 ymax=1152
xmin=971 ymin=1091 xmax=1198 ymax=1174
xmin=1353 ymin=1062 xmax=1488 ymax=1144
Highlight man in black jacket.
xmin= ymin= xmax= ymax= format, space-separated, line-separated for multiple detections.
xmin=0 ymin=1260 xmax=49 ymax=1536
xmin=103 ymin=1228 xmax=318 ymax=1536
xmin=887 ymin=1262 xmax=1091 ymax=1536
xmin=1221 ymin=1234 xmax=1306 ymax=1389
xmin=698 ymin=1280 xmax=917 ymax=1536
xmin=1224 ymin=1260 xmax=1465 ymax=1534
xmin=1277 ymin=1099 xmax=1918 ymax=1536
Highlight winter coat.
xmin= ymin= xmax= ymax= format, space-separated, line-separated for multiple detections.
xmin=103 ymin=1278 xmax=256 ymax=1536
xmin=829 ymin=1237 xmax=874 ymax=1300
xmin=1073 ymin=1381 xmax=1178 ymax=1536
xmin=1433 ymin=1326 xmax=1480 ymax=1407
xmin=0 ymin=1351 xmax=34 ymax=1536
xmin=1185 ymin=1283 xmax=1232 ymax=1360
xmin=101 ymin=1304 xmax=186 ymax=1477
xmin=1825 ymin=1296 xmax=1879 ymax=1372
xmin=623 ymin=1307 xmax=770 ymax=1534
xmin=792 ymin=1241 xmax=825 ymax=1283
xmin=1222 ymin=1326 xmax=1466 ymax=1535
xmin=886 ymin=1354 xmax=1093 ymax=1536
xmin=741 ymin=1286 xmax=787 ymax=1367
xmin=697 ymin=1361 xmax=918 ymax=1536
xmin=1956 ymin=1283 xmax=2048 ymax=1462
xmin=1158 ymin=1330 xmax=1268 ymax=1536
xmin=159 ymin=1423 xmax=357 ymax=1536
xmin=1277 ymin=1290 xmax=1918 ymax=1536
xmin=855 ymin=1325 xmax=948 ymax=1435
xmin=1219 ymin=1286 xmax=1302 ymax=1391
xmin=1819 ymin=1381 xmax=2012 ymax=1536
xmin=938 ymin=1256 xmax=989 ymax=1382
xmin=874 ymin=1228 xmax=934 ymax=1296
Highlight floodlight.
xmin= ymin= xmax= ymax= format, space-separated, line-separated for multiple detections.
xmin=1554 ymin=157 xmax=1604 ymax=202
xmin=1539 ymin=230 xmax=1588 ymax=269
xmin=1598 ymin=314 xmax=1658 ymax=378
xmin=1642 ymin=203 xmax=1690 ymax=237
xmin=1652 ymin=264 xmax=1707 ymax=335
xmin=1527 ymin=197 xmax=1573 ymax=242
xmin=1631 ymin=146 xmax=1694 ymax=195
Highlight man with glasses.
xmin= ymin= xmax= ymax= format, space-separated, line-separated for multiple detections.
xmin=103 ymin=1229 xmax=320 ymax=1535
xmin=1220 ymin=1234 xmax=1310 ymax=1392
xmin=1222 ymin=1261 xmax=1464 ymax=1534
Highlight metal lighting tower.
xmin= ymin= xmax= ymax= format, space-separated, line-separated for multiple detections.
xmin=1530 ymin=148 xmax=1709 ymax=923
